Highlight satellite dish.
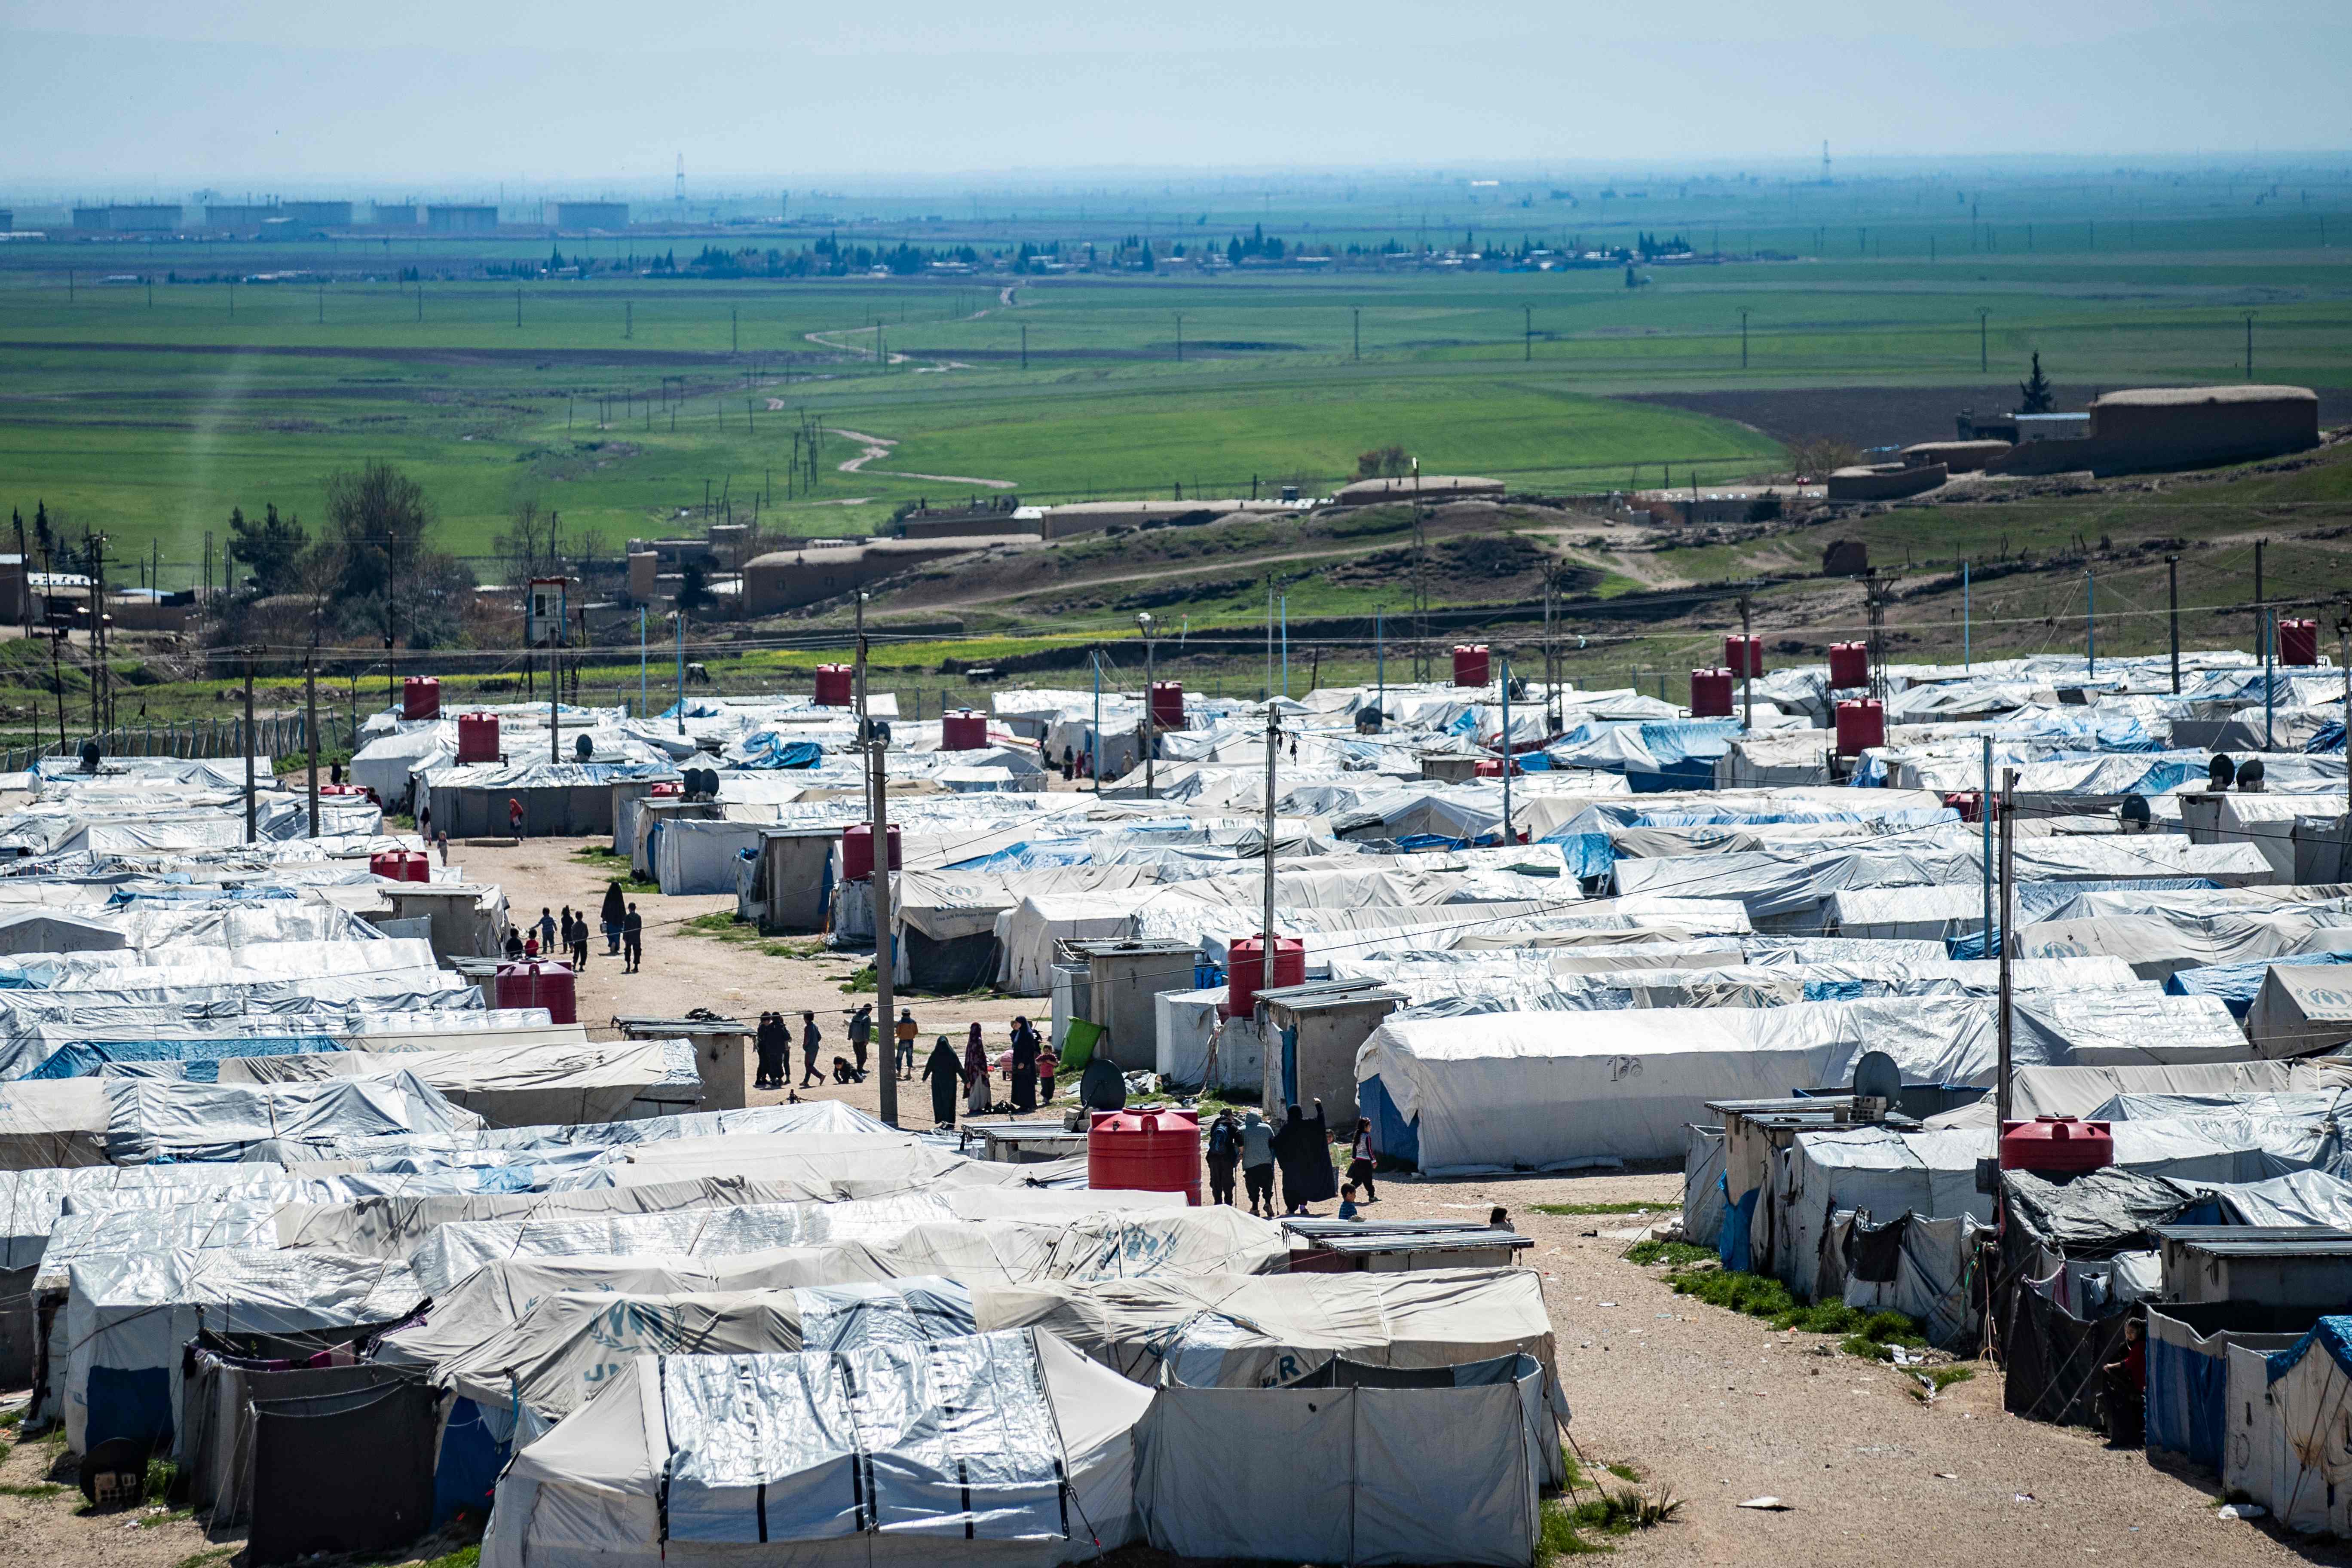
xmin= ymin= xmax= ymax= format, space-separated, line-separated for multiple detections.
xmin=1851 ymin=1050 xmax=1903 ymax=1108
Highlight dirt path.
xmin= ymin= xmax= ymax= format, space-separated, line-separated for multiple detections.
xmin=824 ymin=425 xmax=1017 ymax=489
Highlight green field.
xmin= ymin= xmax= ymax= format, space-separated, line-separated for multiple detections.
xmin=3 ymin=167 xmax=2350 ymax=586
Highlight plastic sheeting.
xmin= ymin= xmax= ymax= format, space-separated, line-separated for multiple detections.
xmin=101 ymin=1073 xmax=484 ymax=1164
xmin=481 ymin=1329 xmax=1152 ymax=1568
xmin=217 ymin=1039 xmax=705 ymax=1126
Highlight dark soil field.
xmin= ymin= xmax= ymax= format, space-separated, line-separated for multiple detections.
xmin=1620 ymin=384 xmax=2352 ymax=452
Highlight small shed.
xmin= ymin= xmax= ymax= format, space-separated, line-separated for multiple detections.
xmin=1257 ymin=979 xmax=1405 ymax=1126
xmin=1281 ymin=1217 xmax=1531 ymax=1273
xmin=2156 ymin=1224 xmax=2352 ymax=1307
xmin=610 ymin=1014 xmax=752 ymax=1112
xmin=741 ymin=826 xmax=839 ymax=935
xmin=1066 ymin=939 xmax=1200 ymax=1074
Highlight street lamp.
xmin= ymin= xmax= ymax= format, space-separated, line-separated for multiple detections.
xmin=1139 ymin=612 xmax=1157 ymax=799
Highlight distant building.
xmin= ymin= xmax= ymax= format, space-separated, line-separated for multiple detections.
xmin=205 ymin=204 xmax=275 ymax=229
xmin=554 ymin=201 xmax=628 ymax=229
xmin=367 ymin=204 xmax=419 ymax=227
xmin=2014 ymin=413 xmax=2091 ymax=443
xmin=742 ymin=539 xmax=1012 ymax=616
xmin=71 ymin=204 xmax=180 ymax=232
xmin=1986 ymin=385 xmax=2321 ymax=478
xmin=1822 ymin=539 xmax=1869 ymax=576
xmin=278 ymin=201 xmax=351 ymax=227
xmin=426 ymin=204 xmax=499 ymax=233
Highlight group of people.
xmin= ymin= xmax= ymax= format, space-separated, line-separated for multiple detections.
xmin=505 ymin=889 xmax=642 ymax=972
xmin=919 ymin=1017 xmax=1057 ymax=1125
xmin=753 ymin=1003 xmax=891 ymax=1090
xmin=1204 ymin=1100 xmax=1382 ymax=1219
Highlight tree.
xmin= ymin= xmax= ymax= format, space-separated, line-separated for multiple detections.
xmin=321 ymin=460 xmax=470 ymax=649
xmin=2017 ymin=352 xmax=2055 ymax=414
xmin=675 ymin=560 xmax=715 ymax=613
xmin=226 ymin=502 xmax=308 ymax=597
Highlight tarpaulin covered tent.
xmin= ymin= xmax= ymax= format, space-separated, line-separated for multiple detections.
xmin=1133 ymin=1353 xmax=1548 ymax=1567
xmin=2248 ymin=963 xmax=2352 ymax=1058
xmin=98 ymin=1072 xmax=484 ymax=1163
xmin=216 ymin=1038 xmax=707 ymax=1125
xmin=2224 ymin=1317 xmax=2352 ymax=1531
xmin=480 ymin=1330 xmax=1152 ymax=1568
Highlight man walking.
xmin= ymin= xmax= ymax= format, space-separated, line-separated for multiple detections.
xmin=754 ymin=1012 xmax=788 ymax=1091
xmin=1206 ymin=1109 xmax=1241 ymax=1208
xmin=895 ymin=1008 xmax=918 ymax=1079
xmin=799 ymin=1010 xmax=824 ymax=1088
xmin=622 ymin=903 xmax=643 ymax=972
xmin=1239 ymin=1109 xmax=1276 ymax=1218
xmin=847 ymin=1004 xmax=873 ymax=1078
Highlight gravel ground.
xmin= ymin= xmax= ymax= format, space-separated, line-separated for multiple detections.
xmin=4 ymin=832 xmax=2344 ymax=1564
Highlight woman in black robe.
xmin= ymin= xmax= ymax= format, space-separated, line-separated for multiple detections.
xmin=1270 ymin=1099 xmax=1337 ymax=1215
xmin=920 ymin=1036 xmax=963 ymax=1127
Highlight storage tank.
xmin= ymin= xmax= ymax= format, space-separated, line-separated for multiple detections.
xmin=2279 ymin=618 xmax=2319 ymax=667
xmin=1723 ymin=635 xmax=1764 ymax=678
xmin=1828 ymin=642 xmax=1869 ymax=689
xmin=1473 ymin=756 xmax=1523 ymax=778
xmin=1689 ymin=668 xmax=1734 ymax=718
xmin=813 ymin=664 xmax=853 ymax=707
xmin=1226 ymin=934 xmax=1305 ymax=1018
xmin=1451 ymin=645 xmax=1490 ymax=687
xmin=368 ymin=849 xmax=429 ymax=883
xmin=2000 ymin=1116 xmax=2114 ymax=1174
xmin=940 ymin=710 xmax=987 ymax=750
xmin=456 ymin=711 xmax=501 ymax=764
xmin=1088 ymin=1108 xmax=1200 ymax=1204
xmin=496 ymin=960 xmax=578 ymax=1025
xmin=1834 ymin=698 xmax=1885 ymax=756
xmin=842 ymin=823 xmax=902 ymax=882
xmin=1150 ymin=681 xmax=1185 ymax=731
xmin=402 ymin=676 xmax=441 ymax=720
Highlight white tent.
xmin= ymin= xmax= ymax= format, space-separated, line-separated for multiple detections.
xmin=481 ymin=1329 xmax=1152 ymax=1568
xmin=217 ymin=1038 xmax=706 ymax=1124
xmin=2225 ymin=1320 xmax=2352 ymax=1533
xmin=2248 ymin=964 xmax=2352 ymax=1058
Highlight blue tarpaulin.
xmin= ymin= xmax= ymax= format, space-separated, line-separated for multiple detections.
xmin=2266 ymin=1315 xmax=2352 ymax=1385
xmin=2167 ymin=950 xmax=2352 ymax=1019
xmin=27 ymin=1034 xmax=343 ymax=1082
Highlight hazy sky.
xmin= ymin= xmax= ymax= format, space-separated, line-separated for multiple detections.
xmin=8 ymin=0 xmax=2349 ymax=193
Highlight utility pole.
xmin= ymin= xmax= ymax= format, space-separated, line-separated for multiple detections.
xmin=551 ymin=579 xmax=566 ymax=763
xmin=1259 ymin=683 xmax=1280 ymax=1108
xmin=1995 ymin=767 xmax=2018 ymax=1130
xmin=1499 ymin=656 xmax=1514 ymax=843
xmin=1173 ymin=312 xmax=1183 ymax=362
xmin=2086 ymin=570 xmax=2095 ymax=677
xmin=305 ymin=651 xmax=319 ymax=838
xmin=2167 ymin=555 xmax=2181 ymax=694
xmin=1963 ymin=560 xmax=1972 ymax=670
xmin=242 ymin=649 xmax=259 ymax=843
xmin=675 ymin=612 xmax=686 ymax=735
xmin=1740 ymin=309 xmax=1749 ymax=369
xmin=1978 ymin=308 xmax=1990 ymax=374
xmin=1739 ymin=593 xmax=1754 ymax=730
xmin=2257 ymin=537 xmax=2272 ymax=749
xmin=1139 ymin=612 xmax=1157 ymax=799
xmin=870 ymin=703 xmax=899 ymax=1127
xmin=1979 ymin=736 xmax=1993 ymax=968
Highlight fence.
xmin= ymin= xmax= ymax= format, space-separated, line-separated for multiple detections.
xmin=0 ymin=710 xmax=355 ymax=775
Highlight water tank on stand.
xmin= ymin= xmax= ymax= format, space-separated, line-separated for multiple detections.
xmin=1150 ymin=681 xmax=1185 ymax=731
xmin=2000 ymin=1116 xmax=2114 ymax=1174
xmin=1834 ymin=698 xmax=1886 ymax=756
xmin=1689 ymin=668 xmax=1734 ymax=717
xmin=1451 ymin=645 xmax=1490 ymax=687
xmin=940 ymin=710 xmax=987 ymax=750
xmin=456 ymin=712 xmax=500 ymax=764
xmin=368 ymin=849 xmax=430 ymax=883
xmin=402 ymin=677 xmax=441 ymax=720
xmin=842 ymin=823 xmax=902 ymax=882
xmin=2280 ymin=618 xmax=2319 ymax=667
xmin=1225 ymin=934 xmax=1305 ymax=1018
xmin=1723 ymin=635 xmax=1764 ymax=679
xmin=813 ymin=664 xmax=854 ymax=707
xmin=496 ymin=960 xmax=578 ymax=1026
xmin=1828 ymin=641 xmax=1870 ymax=689
xmin=1088 ymin=1109 xmax=1201 ymax=1204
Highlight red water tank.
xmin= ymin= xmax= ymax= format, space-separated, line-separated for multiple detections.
xmin=940 ymin=710 xmax=987 ymax=750
xmin=1942 ymin=790 xmax=1984 ymax=824
xmin=1089 ymin=1108 xmax=1201 ymax=1204
xmin=368 ymin=849 xmax=429 ymax=883
xmin=1150 ymin=681 xmax=1185 ymax=731
xmin=1452 ymin=645 xmax=1490 ymax=687
xmin=2279 ymin=618 xmax=2318 ymax=667
xmin=2000 ymin=1116 xmax=2115 ymax=1174
xmin=1835 ymin=698 xmax=1886 ymax=756
xmin=1226 ymin=933 xmax=1306 ymax=1018
xmin=1473 ymin=755 xmax=1523 ymax=778
xmin=402 ymin=677 xmax=441 ymax=720
xmin=318 ymin=783 xmax=368 ymax=799
xmin=495 ymin=960 xmax=577 ymax=1026
xmin=813 ymin=664 xmax=854 ymax=707
xmin=1689 ymin=668 xmax=1734 ymax=718
xmin=842 ymin=823 xmax=902 ymax=882
xmin=456 ymin=711 xmax=501 ymax=764
xmin=1723 ymin=635 xmax=1764 ymax=678
xmin=1828 ymin=641 xmax=1870 ymax=689
xmin=649 ymin=780 xmax=683 ymax=798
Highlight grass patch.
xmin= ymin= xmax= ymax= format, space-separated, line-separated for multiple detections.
xmin=838 ymin=964 xmax=877 ymax=993
xmin=416 ymin=1547 xmax=482 ymax=1568
xmin=0 ymin=1408 xmax=18 ymax=1430
xmin=1605 ymin=1461 xmax=1641 ymax=1483
xmin=1923 ymin=1366 xmax=1977 ymax=1393
xmin=1532 ymin=1202 xmax=1666 ymax=1216
xmin=144 ymin=1457 xmax=182 ymax=1506
xmin=0 ymin=1482 xmax=62 ymax=1498
xmin=572 ymin=846 xmax=658 ymax=892
xmin=1624 ymin=1239 xmax=1713 ymax=1268
xmin=173 ymin=1551 xmax=235 ymax=1568
xmin=681 ymin=910 xmax=826 ymax=960
xmin=1546 ymin=1448 xmax=1679 ymax=1558
xmin=1668 ymin=1268 xmax=1928 ymax=1358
